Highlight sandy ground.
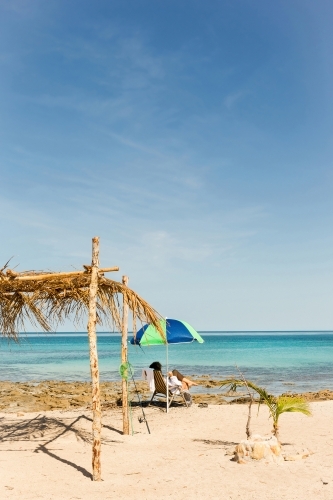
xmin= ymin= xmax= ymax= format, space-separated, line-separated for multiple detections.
xmin=1 ymin=401 xmax=333 ymax=500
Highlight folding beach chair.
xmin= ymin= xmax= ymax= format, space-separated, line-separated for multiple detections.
xmin=149 ymin=370 xmax=190 ymax=410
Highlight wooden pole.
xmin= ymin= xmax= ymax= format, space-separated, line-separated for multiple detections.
xmin=87 ymin=237 xmax=102 ymax=481
xmin=8 ymin=266 xmax=119 ymax=281
xmin=121 ymin=275 xmax=129 ymax=435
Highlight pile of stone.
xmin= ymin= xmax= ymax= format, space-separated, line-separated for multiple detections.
xmin=229 ymin=434 xmax=312 ymax=464
xmin=232 ymin=435 xmax=283 ymax=464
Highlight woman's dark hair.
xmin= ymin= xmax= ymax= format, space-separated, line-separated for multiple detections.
xmin=149 ymin=361 xmax=162 ymax=371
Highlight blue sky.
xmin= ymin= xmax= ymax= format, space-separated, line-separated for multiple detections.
xmin=0 ymin=0 xmax=332 ymax=330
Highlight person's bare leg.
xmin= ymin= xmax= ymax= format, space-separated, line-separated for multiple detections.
xmin=171 ymin=370 xmax=199 ymax=389
xmin=182 ymin=377 xmax=199 ymax=388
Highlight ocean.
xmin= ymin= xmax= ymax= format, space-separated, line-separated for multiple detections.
xmin=0 ymin=332 xmax=332 ymax=395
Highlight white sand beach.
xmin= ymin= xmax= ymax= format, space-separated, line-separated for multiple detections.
xmin=1 ymin=401 xmax=333 ymax=499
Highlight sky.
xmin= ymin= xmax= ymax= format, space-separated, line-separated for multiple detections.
xmin=0 ymin=0 xmax=332 ymax=331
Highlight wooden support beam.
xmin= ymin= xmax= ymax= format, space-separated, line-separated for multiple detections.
xmin=87 ymin=237 xmax=102 ymax=481
xmin=121 ymin=275 xmax=129 ymax=435
xmin=7 ymin=267 xmax=119 ymax=282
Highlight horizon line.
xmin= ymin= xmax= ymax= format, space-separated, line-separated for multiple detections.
xmin=14 ymin=329 xmax=333 ymax=334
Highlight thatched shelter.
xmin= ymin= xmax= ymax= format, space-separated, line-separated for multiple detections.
xmin=0 ymin=237 xmax=164 ymax=480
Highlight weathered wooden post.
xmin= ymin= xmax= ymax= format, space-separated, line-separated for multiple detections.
xmin=121 ymin=275 xmax=129 ymax=435
xmin=87 ymin=236 xmax=102 ymax=481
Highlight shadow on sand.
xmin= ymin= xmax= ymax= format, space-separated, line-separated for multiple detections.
xmin=0 ymin=413 xmax=123 ymax=480
xmin=193 ymin=439 xmax=238 ymax=446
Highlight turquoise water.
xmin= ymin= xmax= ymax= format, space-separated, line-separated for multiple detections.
xmin=0 ymin=332 xmax=332 ymax=394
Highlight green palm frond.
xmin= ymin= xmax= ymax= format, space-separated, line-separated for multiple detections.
xmin=220 ymin=378 xmax=270 ymax=400
xmin=220 ymin=378 xmax=311 ymax=419
xmin=219 ymin=378 xmax=245 ymax=393
xmin=220 ymin=378 xmax=276 ymax=412
xmin=276 ymin=396 xmax=312 ymax=419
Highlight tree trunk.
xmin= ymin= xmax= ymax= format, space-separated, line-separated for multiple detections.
xmin=87 ymin=236 xmax=102 ymax=481
xmin=235 ymin=366 xmax=253 ymax=439
xmin=121 ymin=275 xmax=129 ymax=435
xmin=246 ymin=398 xmax=252 ymax=439
xmin=273 ymin=422 xmax=280 ymax=442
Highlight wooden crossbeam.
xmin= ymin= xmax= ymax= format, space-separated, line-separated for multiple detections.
xmin=5 ymin=267 xmax=119 ymax=282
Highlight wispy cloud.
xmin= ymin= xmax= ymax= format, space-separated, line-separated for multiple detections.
xmin=107 ymin=131 xmax=164 ymax=157
xmin=224 ymin=90 xmax=249 ymax=109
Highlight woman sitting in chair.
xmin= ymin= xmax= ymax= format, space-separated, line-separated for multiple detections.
xmin=149 ymin=361 xmax=199 ymax=391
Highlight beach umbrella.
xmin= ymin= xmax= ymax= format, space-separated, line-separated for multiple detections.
xmin=130 ymin=318 xmax=204 ymax=346
xmin=130 ymin=318 xmax=204 ymax=411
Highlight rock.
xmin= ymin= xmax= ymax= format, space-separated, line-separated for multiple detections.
xmin=225 ymin=447 xmax=235 ymax=456
xmin=270 ymin=443 xmax=282 ymax=456
xmin=252 ymin=442 xmax=268 ymax=460
xmin=284 ymin=454 xmax=303 ymax=461
xmin=232 ymin=435 xmax=283 ymax=464
xmin=282 ymin=446 xmax=313 ymax=461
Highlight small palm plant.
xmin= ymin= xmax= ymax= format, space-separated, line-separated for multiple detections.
xmin=271 ymin=396 xmax=311 ymax=441
xmin=220 ymin=378 xmax=311 ymax=441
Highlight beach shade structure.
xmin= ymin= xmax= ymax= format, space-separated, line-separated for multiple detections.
xmin=131 ymin=318 xmax=204 ymax=411
xmin=0 ymin=237 xmax=163 ymax=481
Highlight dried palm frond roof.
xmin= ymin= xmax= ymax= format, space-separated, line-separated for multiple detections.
xmin=0 ymin=264 xmax=164 ymax=341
